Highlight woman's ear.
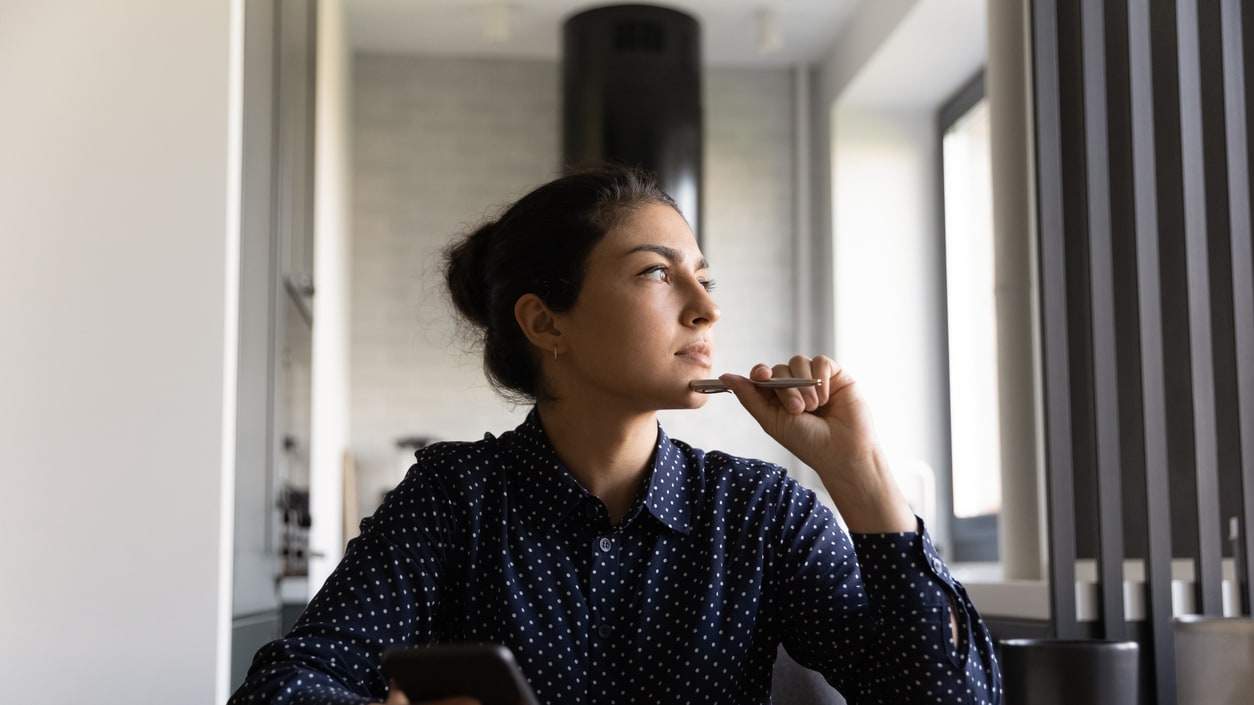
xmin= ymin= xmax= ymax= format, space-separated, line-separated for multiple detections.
xmin=514 ymin=293 xmax=562 ymax=355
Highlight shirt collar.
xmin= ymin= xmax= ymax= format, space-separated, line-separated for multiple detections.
xmin=505 ymin=408 xmax=693 ymax=535
xmin=640 ymin=423 xmax=694 ymax=535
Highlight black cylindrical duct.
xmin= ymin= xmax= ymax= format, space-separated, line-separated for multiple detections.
xmin=562 ymin=4 xmax=702 ymax=240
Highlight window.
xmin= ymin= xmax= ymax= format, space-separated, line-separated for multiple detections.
xmin=940 ymin=72 xmax=1000 ymax=561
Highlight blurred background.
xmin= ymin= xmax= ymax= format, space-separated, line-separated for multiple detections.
xmin=4 ymin=1 xmax=1250 ymax=703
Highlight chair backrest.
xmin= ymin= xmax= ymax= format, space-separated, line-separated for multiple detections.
xmin=1174 ymin=616 xmax=1254 ymax=705
xmin=770 ymin=646 xmax=847 ymax=705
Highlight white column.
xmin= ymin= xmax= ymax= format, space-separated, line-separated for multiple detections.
xmin=987 ymin=0 xmax=1045 ymax=580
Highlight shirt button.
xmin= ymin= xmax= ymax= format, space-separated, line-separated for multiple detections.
xmin=599 ymin=537 xmax=613 ymax=552
xmin=931 ymin=557 xmax=943 ymax=574
xmin=597 ymin=624 xmax=613 ymax=638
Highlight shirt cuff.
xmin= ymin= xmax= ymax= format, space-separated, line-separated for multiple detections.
xmin=849 ymin=516 xmax=955 ymax=608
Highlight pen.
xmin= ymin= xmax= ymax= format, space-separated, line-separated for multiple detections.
xmin=688 ymin=378 xmax=823 ymax=394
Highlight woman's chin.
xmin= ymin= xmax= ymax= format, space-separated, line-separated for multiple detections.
xmin=679 ymin=390 xmax=713 ymax=409
xmin=648 ymin=388 xmax=712 ymax=412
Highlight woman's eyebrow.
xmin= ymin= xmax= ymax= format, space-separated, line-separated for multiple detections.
xmin=625 ymin=244 xmax=710 ymax=270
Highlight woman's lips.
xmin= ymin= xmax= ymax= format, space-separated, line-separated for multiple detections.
xmin=676 ymin=343 xmax=713 ymax=368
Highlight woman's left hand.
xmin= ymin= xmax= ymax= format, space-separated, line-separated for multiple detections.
xmin=720 ymin=355 xmax=917 ymax=533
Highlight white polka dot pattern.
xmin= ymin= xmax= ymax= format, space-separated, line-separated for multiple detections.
xmin=229 ymin=410 xmax=1002 ymax=704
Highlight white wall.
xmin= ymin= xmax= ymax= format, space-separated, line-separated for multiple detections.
xmin=805 ymin=0 xmax=919 ymax=361
xmin=348 ymin=55 xmax=805 ymax=520
xmin=348 ymin=54 xmax=559 ymax=518
xmin=0 ymin=1 xmax=240 ymax=701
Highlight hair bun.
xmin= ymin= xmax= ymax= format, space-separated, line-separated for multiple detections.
xmin=444 ymin=219 xmax=498 ymax=329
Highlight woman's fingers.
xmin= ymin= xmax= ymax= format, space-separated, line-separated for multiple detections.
xmin=808 ymin=355 xmax=836 ymax=407
xmin=737 ymin=356 xmax=843 ymax=416
xmin=383 ymin=682 xmax=413 ymax=704
xmin=718 ymin=373 xmax=775 ymax=426
xmin=767 ymin=355 xmax=833 ymax=413
xmin=770 ymin=363 xmax=806 ymax=412
xmin=788 ymin=355 xmax=829 ymax=411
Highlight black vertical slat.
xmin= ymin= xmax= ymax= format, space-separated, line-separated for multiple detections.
xmin=1127 ymin=0 xmax=1179 ymax=700
xmin=1221 ymin=0 xmax=1254 ymax=616
xmin=1198 ymin=0 xmax=1246 ymax=617
xmin=1080 ymin=0 xmax=1128 ymax=641
xmin=1176 ymin=0 xmax=1226 ymax=615
xmin=1201 ymin=0 xmax=1243 ymax=617
xmin=1060 ymin=0 xmax=1100 ymax=570
xmin=1032 ymin=0 xmax=1080 ymax=638
xmin=1146 ymin=0 xmax=1199 ymax=574
xmin=1105 ymin=0 xmax=1147 ymax=569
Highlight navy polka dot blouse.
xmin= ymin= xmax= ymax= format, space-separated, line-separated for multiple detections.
xmin=231 ymin=410 xmax=1001 ymax=704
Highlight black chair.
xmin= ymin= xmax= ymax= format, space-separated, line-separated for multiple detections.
xmin=999 ymin=638 xmax=1139 ymax=705
xmin=1174 ymin=616 xmax=1254 ymax=705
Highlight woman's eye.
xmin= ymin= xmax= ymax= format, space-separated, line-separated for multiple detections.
xmin=699 ymin=278 xmax=717 ymax=292
xmin=641 ymin=266 xmax=669 ymax=282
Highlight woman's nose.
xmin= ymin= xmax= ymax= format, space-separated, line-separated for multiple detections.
xmin=687 ymin=285 xmax=720 ymax=326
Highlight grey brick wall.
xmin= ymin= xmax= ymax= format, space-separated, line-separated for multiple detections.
xmin=350 ymin=53 xmax=802 ymax=520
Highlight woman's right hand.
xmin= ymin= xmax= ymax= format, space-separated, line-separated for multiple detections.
xmin=720 ymin=357 xmax=916 ymax=534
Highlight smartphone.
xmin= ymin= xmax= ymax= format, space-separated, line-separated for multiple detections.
xmin=381 ymin=643 xmax=541 ymax=705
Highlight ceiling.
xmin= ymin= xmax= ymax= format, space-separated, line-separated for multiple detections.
xmin=345 ymin=0 xmax=870 ymax=67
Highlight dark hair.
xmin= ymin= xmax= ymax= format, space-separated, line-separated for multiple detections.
xmin=444 ymin=165 xmax=679 ymax=401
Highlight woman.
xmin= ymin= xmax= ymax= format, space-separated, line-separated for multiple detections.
xmin=230 ymin=166 xmax=1002 ymax=705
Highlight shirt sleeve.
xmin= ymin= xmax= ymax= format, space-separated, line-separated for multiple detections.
xmin=227 ymin=462 xmax=457 ymax=705
xmin=770 ymin=480 xmax=1002 ymax=705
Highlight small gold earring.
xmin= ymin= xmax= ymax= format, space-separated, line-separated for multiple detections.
xmin=553 ymin=346 xmax=558 ymax=361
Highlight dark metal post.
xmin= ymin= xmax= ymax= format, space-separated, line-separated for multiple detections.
xmin=1031 ymin=0 xmax=1080 ymax=639
xmin=1220 ymin=0 xmax=1254 ymax=617
xmin=1177 ymin=0 xmax=1228 ymax=617
xmin=1127 ymin=0 xmax=1180 ymax=700
xmin=1080 ymin=0 xmax=1128 ymax=642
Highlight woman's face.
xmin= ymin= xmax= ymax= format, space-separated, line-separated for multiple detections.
xmin=551 ymin=202 xmax=721 ymax=412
